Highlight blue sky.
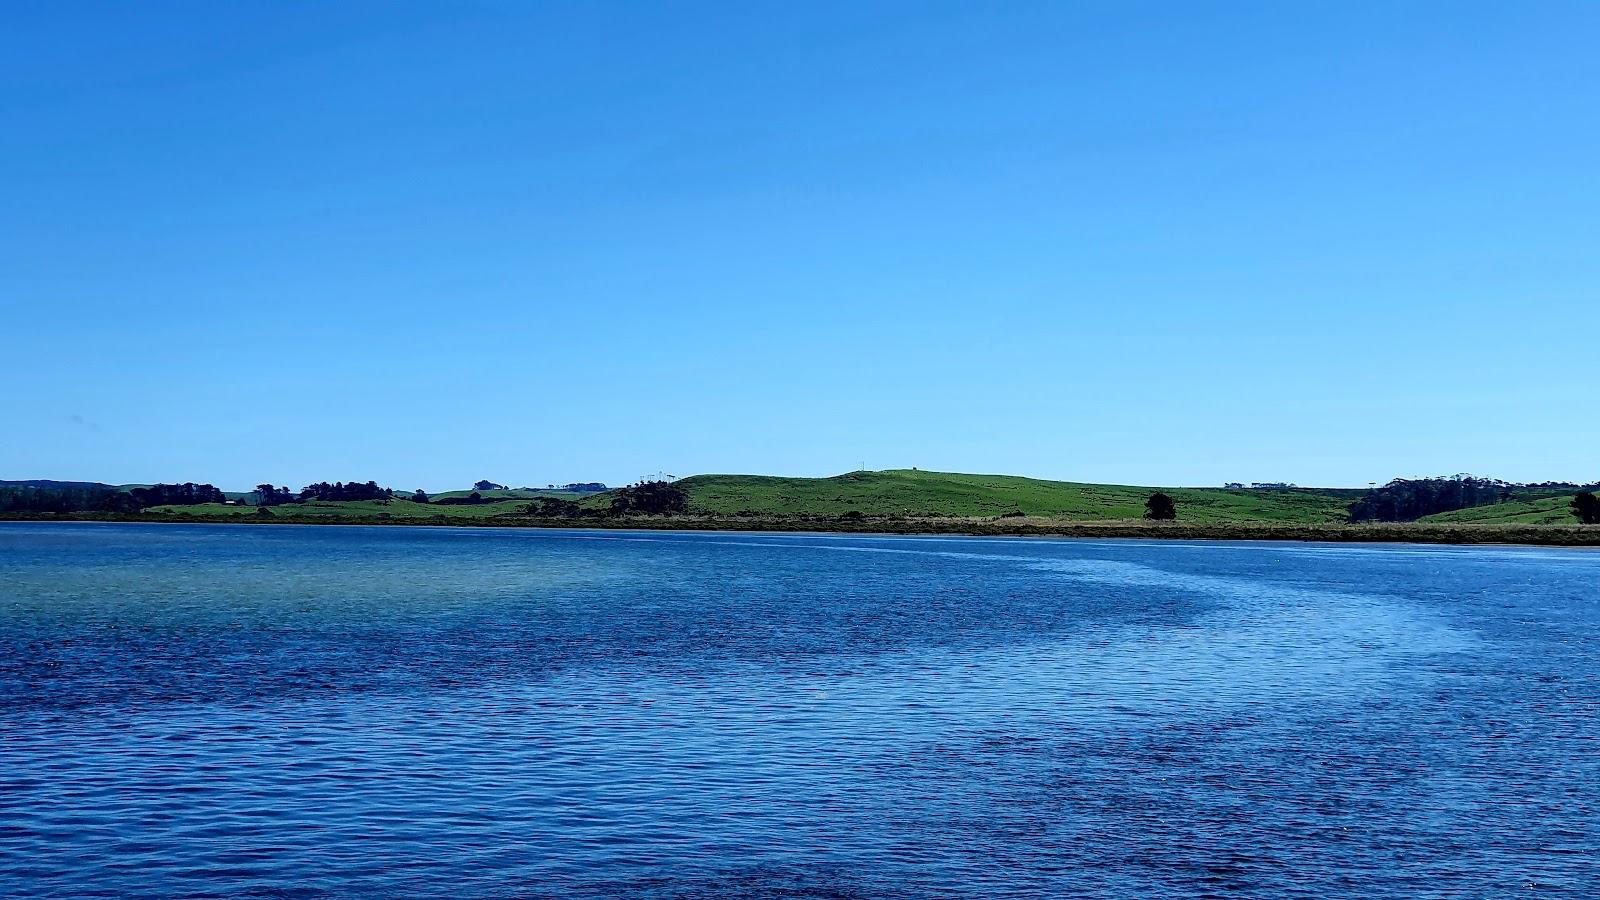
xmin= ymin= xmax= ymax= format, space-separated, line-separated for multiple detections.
xmin=3 ymin=2 xmax=1596 ymax=490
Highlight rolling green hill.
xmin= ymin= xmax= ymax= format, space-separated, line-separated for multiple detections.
xmin=671 ymin=470 xmax=1363 ymax=523
xmin=1419 ymin=495 xmax=1579 ymax=525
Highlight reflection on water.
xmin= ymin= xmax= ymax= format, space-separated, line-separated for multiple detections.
xmin=2 ymin=524 xmax=1597 ymax=897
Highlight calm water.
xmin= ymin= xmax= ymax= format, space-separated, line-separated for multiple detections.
xmin=2 ymin=524 xmax=1597 ymax=898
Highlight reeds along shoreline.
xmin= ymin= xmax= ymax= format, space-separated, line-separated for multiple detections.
xmin=5 ymin=511 xmax=1599 ymax=547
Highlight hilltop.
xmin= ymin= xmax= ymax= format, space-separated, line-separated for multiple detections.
xmin=669 ymin=470 xmax=1364 ymax=523
xmin=1 ymin=479 xmax=119 ymax=491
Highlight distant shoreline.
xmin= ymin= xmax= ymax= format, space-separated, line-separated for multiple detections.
xmin=4 ymin=512 xmax=1597 ymax=547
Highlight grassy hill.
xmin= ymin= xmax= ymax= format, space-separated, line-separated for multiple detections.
xmin=1419 ymin=495 xmax=1579 ymax=525
xmin=672 ymin=470 xmax=1362 ymax=523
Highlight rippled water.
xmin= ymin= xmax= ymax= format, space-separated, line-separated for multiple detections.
xmin=2 ymin=523 xmax=1597 ymax=897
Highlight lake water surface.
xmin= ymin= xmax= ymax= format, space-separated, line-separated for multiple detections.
xmin=2 ymin=523 xmax=1597 ymax=897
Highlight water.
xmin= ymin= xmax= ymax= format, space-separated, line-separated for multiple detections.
xmin=2 ymin=523 xmax=1597 ymax=898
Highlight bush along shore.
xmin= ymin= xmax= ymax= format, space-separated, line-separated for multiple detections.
xmin=4 ymin=510 xmax=1598 ymax=547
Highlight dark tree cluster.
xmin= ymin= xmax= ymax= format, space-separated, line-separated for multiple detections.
xmin=523 ymin=497 xmax=582 ymax=518
xmin=1348 ymin=476 xmax=1513 ymax=523
xmin=299 ymin=481 xmax=392 ymax=502
xmin=474 ymin=480 xmax=506 ymax=491
xmin=0 ymin=485 xmax=127 ymax=513
xmin=129 ymin=483 xmax=227 ymax=507
xmin=1144 ymin=492 xmax=1177 ymax=520
xmin=434 ymin=492 xmax=488 ymax=506
xmin=608 ymin=480 xmax=687 ymax=516
xmin=1574 ymin=492 xmax=1600 ymax=525
xmin=254 ymin=484 xmax=296 ymax=506
xmin=1 ymin=482 xmax=225 ymax=513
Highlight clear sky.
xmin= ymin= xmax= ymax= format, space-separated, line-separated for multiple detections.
xmin=3 ymin=2 xmax=1596 ymax=491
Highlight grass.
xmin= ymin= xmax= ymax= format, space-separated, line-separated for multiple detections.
xmin=671 ymin=469 xmax=1363 ymax=523
xmin=1420 ymin=495 xmax=1579 ymax=526
xmin=143 ymin=503 xmax=259 ymax=517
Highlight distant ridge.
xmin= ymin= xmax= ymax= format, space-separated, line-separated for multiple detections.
xmin=0 ymin=480 xmax=118 ymax=491
xmin=672 ymin=469 xmax=1365 ymax=523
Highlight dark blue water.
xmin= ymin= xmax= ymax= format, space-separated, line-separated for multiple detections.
xmin=2 ymin=523 xmax=1597 ymax=898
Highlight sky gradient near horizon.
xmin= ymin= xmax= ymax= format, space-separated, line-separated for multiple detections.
xmin=4 ymin=2 xmax=1597 ymax=491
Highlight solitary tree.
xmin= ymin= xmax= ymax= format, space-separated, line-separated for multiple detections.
xmin=1573 ymin=492 xmax=1600 ymax=525
xmin=412 ymin=489 xmax=429 ymax=504
xmin=1144 ymin=492 xmax=1177 ymax=521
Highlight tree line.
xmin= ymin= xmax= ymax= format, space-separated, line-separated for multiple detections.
xmin=130 ymin=483 xmax=226 ymax=507
xmin=1347 ymin=476 xmax=1599 ymax=523
xmin=1 ymin=480 xmax=395 ymax=513
xmin=1 ymin=485 xmax=128 ymax=513
xmin=262 ymin=481 xmax=393 ymax=504
xmin=0 ymin=482 xmax=226 ymax=513
xmin=512 ymin=481 xmax=687 ymax=518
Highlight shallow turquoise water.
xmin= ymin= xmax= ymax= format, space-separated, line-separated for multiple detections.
xmin=2 ymin=523 xmax=1597 ymax=897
